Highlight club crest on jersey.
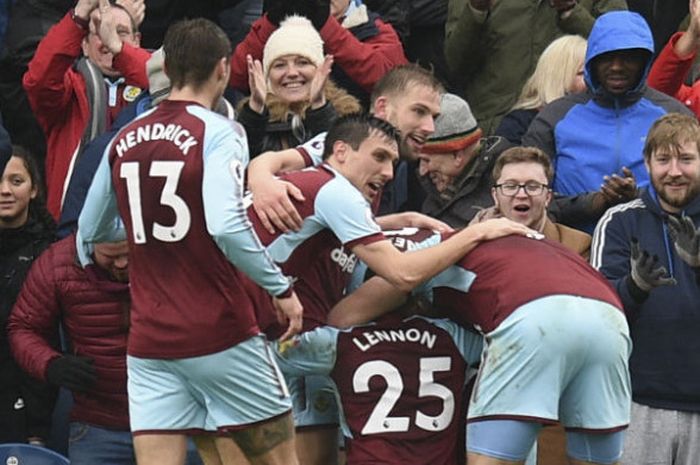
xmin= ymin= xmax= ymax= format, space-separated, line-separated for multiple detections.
xmin=313 ymin=391 xmax=334 ymax=413
xmin=123 ymin=85 xmax=142 ymax=102
xmin=229 ymin=159 xmax=244 ymax=184
xmin=331 ymin=246 xmax=357 ymax=273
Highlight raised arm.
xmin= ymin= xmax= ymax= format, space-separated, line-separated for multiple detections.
xmin=353 ymin=218 xmax=537 ymax=292
xmin=556 ymin=0 xmax=628 ymax=38
xmin=444 ymin=0 xmax=490 ymax=86
xmin=22 ymin=0 xmax=99 ymax=128
xmin=328 ymin=276 xmax=407 ymax=328
xmin=648 ymin=0 xmax=700 ymax=103
xmin=318 ymin=15 xmax=407 ymax=93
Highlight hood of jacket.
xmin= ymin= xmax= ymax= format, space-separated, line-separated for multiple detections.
xmin=584 ymin=11 xmax=654 ymax=104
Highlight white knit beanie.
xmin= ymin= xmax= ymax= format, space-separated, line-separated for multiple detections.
xmin=263 ymin=15 xmax=324 ymax=78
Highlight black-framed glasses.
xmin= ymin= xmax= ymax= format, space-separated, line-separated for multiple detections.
xmin=494 ymin=181 xmax=550 ymax=197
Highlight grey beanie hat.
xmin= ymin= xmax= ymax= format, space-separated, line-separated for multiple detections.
xmin=423 ymin=93 xmax=481 ymax=154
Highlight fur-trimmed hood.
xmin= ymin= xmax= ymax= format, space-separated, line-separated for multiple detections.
xmin=240 ymin=79 xmax=362 ymax=123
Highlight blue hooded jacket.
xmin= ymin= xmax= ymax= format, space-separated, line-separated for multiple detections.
xmin=523 ymin=11 xmax=691 ymax=232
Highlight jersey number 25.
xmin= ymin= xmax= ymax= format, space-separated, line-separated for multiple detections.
xmin=353 ymin=357 xmax=455 ymax=435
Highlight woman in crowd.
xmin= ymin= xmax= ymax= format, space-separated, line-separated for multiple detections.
xmin=0 ymin=146 xmax=56 ymax=444
xmin=237 ymin=15 xmax=362 ymax=158
xmin=496 ymin=34 xmax=587 ymax=145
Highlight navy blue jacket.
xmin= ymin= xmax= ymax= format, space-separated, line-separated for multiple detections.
xmin=523 ymin=11 xmax=691 ymax=231
xmin=591 ymin=187 xmax=700 ymax=412
xmin=57 ymin=92 xmax=152 ymax=238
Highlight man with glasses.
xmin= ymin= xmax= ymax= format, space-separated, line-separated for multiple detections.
xmin=471 ymin=146 xmax=592 ymax=464
xmin=473 ymin=146 xmax=592 ymax=259
xmin=523 ymin=11 xmax=692 ymax=233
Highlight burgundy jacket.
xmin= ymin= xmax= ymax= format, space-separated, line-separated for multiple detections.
xmin=8 ymin=235 xmax=131 ymax=429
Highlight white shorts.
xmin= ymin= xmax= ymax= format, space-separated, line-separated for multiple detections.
xmin=469 ymin=295 xmax=631 ymax=431
xmin=128 ymin=335 xmax=291 ymax=434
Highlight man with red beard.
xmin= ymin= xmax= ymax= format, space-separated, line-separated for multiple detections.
xmin=591 ymin=112 xmax=700 ymax=465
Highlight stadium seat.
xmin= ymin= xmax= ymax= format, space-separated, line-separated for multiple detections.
xmin=0 ymin=443 xmax=70 ymax=464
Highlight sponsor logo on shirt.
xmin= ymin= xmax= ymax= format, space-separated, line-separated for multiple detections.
xmin=331 ymin=246 xmax=357 ymax=273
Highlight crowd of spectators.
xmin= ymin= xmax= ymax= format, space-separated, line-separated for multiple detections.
xmin=2 ymin=0 xmax=700 ymax=464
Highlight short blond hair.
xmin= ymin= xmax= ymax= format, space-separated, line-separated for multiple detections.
xmin=644 ymin=113 xmax=700 ymax=161
xmin=513 ymin=35 xmax=587 ymax=111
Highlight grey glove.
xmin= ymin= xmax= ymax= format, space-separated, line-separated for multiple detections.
xmin=629 ymin=238 xmax=676 ymax=292
xmin=667 ymin=215 xmax=700 ymax=267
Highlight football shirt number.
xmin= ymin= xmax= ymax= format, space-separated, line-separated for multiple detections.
xmin=352 ymin=357 xmax=454 ymax=435
xmin=120 ymin=161 xmax=191 ymax=244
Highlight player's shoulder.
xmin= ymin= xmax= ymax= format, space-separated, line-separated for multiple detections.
xmin=185 ymin=104 xmax=245 ymax=139
xmin=316 ymin=165 xmax=365 ymax=202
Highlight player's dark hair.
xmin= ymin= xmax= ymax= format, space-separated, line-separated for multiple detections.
xmin=163 ymin=18 xmax=232 ymax=90
xmin=322 ymin=114 xmax=401 ymax=160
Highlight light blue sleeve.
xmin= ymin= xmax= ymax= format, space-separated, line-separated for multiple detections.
xmin=314 ymin=177 xmax=382 ymax=245
xmin=398 ymin=232 xmax=475 ymax=300
xmin=77 ymin=139 xmax=123 ymax=265
xmin=420 ymin=317 xmax=484 ymax=366
xmin=298 ymin=132 xmax=326 ymax=166
xmin=272 ymin=326 xmax=340 ymax=377
xmin=193 ymin=108 xmax=292 ymax=296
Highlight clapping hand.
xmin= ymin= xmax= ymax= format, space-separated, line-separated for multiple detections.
xmin=601 ymin=167 xmax=637 ymax=206
xmin=629 ymin=238 xmax=676 ymax=292
xmin=116 ymin=0 xmax=145 ymax=27
xmin=309 ymin=55 xmax=334 ymax=109
xmin=667 ymin=215 xmax=700 ymax=267
xmin=247 ymin=54 xmax=267 ymax=114
xmin=96 ymin=0 xmax=124 ymax=54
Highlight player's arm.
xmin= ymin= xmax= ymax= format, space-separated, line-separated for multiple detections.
xmin=273 ymin=326 xmax=339 ymax=377
xmin=328 ymin=276 xmax=407 ymax=328
xmin=202 ymin=124 xmax=302 ymax=339
xmin=247 ymin=133 xmax=326 ymax=233
xmin=77 ymin=141 xmax=122 ymax=265
xmin=352 ymin=218 xmax=538 ymax=292
xmin=247 ymin=148 xmax=308 ymax=234
xmin=375 ymin=211 xmax=453 ymax=234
